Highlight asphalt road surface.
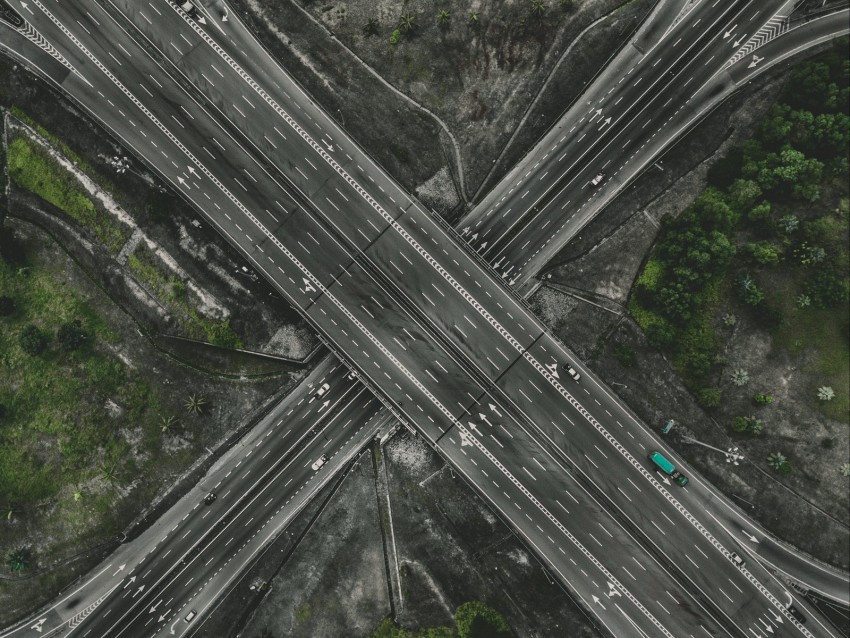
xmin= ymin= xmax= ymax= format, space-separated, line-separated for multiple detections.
xmin=0 ymin=0 xmax=845 ymax=636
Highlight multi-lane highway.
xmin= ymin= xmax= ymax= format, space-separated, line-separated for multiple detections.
xmin=0 ymin=359 xmax=386 ymax=638
xmin=0 ymin=0 xmax=847 ymax=636
xmin=459 ymin=0 xmax=849 ymax=293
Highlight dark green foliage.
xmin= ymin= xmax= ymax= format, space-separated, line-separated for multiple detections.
xmin=0 ymin=295 xmax=14 ymax=316
xmin=821 ymin=437 xmax=835 ymax=449
xmin=456 ymin=602 xmax=511 ymax=638
xmin=57 ymin=318 xmax=88 ymax=351
xmin=612 ymin=344 xmax=636 ymax=368
xmin=19 ymin=324 xmax=48 ymax=355
xmin=697 ymin=387 xmax=722 ymax=409
xmin=731 ymin=416 xmax=764 ymax=436
xmin=753 ymin=393 xmax=774 ymax=406
xmin=707 ymin=146 xmax=744 ymax=189
xmin=646 ymin=321 xmax=675 ymax=348
xmin=745 ymin=241 xmax=781 ymax=266
xmin=6 ymin=546 xmax=32 ymax=572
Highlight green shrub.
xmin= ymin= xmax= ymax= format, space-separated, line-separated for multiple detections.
xmin=456 ymin=602 xmax=511 ymax=638
xmin=19 ymin=324 xmax=48 ymax=355
xmin=697 ymin=387 xmax=722 ymax=409
xmin=753 ymin=393 xmax=774 ymax=405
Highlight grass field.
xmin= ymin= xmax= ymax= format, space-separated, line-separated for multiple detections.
xmin=0 ymin=253 xmax=160 ymax=515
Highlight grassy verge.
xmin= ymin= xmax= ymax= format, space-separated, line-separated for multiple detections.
xmin=368 ymin=601 xmax=511 ymax=637
xmin=0 ymin=249 xmax=160 ymax=519
xmin=6 ymin=134 xmax=127 ymax=253
xmin=127 ymin=244 xmax=242 ymax=348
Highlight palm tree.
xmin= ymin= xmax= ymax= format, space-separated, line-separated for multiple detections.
xmin=362 ymin=17 xmax=379 ymax=36
xmin=468 ymin=11 xmax=479 ymax=23
xmin=185 ymin=394 xmax=208 ymax=415
xmin=6 ymin=546 xmax=31 ymax=572
xmin=399 ymin=12 xmax=416 ymax=32
xmin=1 ymin=503 xmax=20 ymax=521
xmin=100 ymin=463 xmax=122 ymax=487
xmin=160 ymin=414 xmax=179 ymax=433
xmin=437 ymin=9 xmax=450 ymax=25
xmin=530 ymin=0 xmax=548 ymax=17
xmin=767 ymin=452 xmax=790 ymax=473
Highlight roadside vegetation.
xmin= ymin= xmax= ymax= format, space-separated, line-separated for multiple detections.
xmin=6 ymin=133 xmax=128 ymax=253
xmin=630 ymin=42 xmax=849 ymax=463
xmin=0 ymin=242 xmax=161 ymax=537
xmin=368 ymin=601 xmax=512 ymax=637
xmin=127 ymin=244 xmax=242 ymax=349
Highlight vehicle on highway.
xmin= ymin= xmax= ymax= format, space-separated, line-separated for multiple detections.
xmin=648 ymin=451 xmax=689 ymax=486
xmin=314 ymin=382 xmax=330 ymax=399
xmin=787 ymin=605 xmax=807 ymax=624
xmin=590 ymin=172 xmax=605 ymax=186
xmin=184 ymin=610 xmax=197 ymax=623
xmin=311 ymin=454 xmax=329 ymax=471
xmin=730 ymin=552 xmax=745 ymax=567
xmin=179 ymin=1 xmax=199 ymax=18
xmin=562 ymin=363 xmax=581 ymax=382
xmin=203 ymin=492 xmax=216 ymax=506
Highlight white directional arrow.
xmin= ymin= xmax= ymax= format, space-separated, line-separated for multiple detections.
xmin=742 ymin=529 xmax=759 ymax=543
xmin=461 ymin=226 xmax=470 ymax=236
xmin=132 ymin=584 xmax=146 ymax=598
xmin=733 ymin=35 xmax=747 ymax=47
xmin=469 ymin=232 xmax=478 ymax=242
xmin=149 ymin=599 xmax=162 ymax=614
xmin=197 ymin=15 xmax=207 ymax=25
xmin=30 ymin=618 xmax=46 ymax=633
xmin=489 ymin=403 xmax=502 ymax=417
xmin=467 ymin=421 xmax=480 ymax=434
xmin=590 ymin=109 xmax=603 ymax=122
xmin=771 ymin=610 xmax=783 ymax=623
xmin=659 ymin=474 xmax=671 ymax=486
xmin=459 ymin=430 xmax=473 ymax=447
xmin=591 ymin=595 xmax=606 ymax=610
xmin=177 ymin=176 xmax=186 ymax=185
xmin=187 ymin=166 xmax=197 ymax=175
xmin=509 ymin=278 xmax=516 ymax=286
xmin=545 ymin=362 xmax=560 ymax=378
xmin=606 ymin=581 xmax=622 ymax=598
xmin=318 ymin=399 xmax=330 ymax=412
xmin=597 ymin=117 xmax=612 ymax=131
xmin=723 ymin=24 xmax=737 ymax=38
xmin=123 ymin=575 xmax=137 ymax=589
xmin=302 ymin=278 xmax=316 ymax=293
xmin=493 ymin=256 xmax=505 ymax=268
xmin=761 ymin=618 xmax=775 ymax=633
xmin=477 ymin=241 xmax=488 ymax=252
xmin=158 ymin=609 xmax=172 ymax=622
xmin=222 ymin=7 xmax=229 ymax=21
xmin=20 ymin=1 xmax=34 ymax=15
xmin=324 ymin=140 xmax=334 ymax=152
xmin=478 ymin=413 xmax=493 ymax=427
xmin=748 ymin=54 xmax=764 ymax=69
xmin=112 ymin=564 xmax=126 ymax=576
xmin=170 ymin=619 xmax=180 ymax=635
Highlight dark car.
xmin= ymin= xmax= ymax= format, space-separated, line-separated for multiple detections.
xmin=787 ymin=605 xmax=806 ymax=624
xmin=203 ymin=492 xmax=216 ymax=506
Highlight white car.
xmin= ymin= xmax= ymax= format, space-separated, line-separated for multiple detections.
xmin=311 ymin=454 xmax=328 ymax=471
xmin=590 ymin=172 xmax=604 ymax=186
xmin=563 ymin=363 xmax=581 ymax=382
xmin=314 ymin=382 xmax=330 ymax=399
xmin=180 ymin=1 xmax=199 ymax=18
xmin=730 ymin=552 xmax=745 ymax=568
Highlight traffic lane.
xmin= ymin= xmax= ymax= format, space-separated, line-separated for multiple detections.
xmin=363 ymin=224 xmax=540 ymax=382
xmin=469 ymin=0 xmax=786 ymax=270
xmin=515 ymin=337 xmax=815 ymax=636
xmin=76 ymin=366 xmax=363 ymax=636
xmin=469 ymin=364 xmax=767 ymax=636
xmin=92 ymin=389 xmax=381 ymax=638
xmin=308 ymin=262 xmax=492 ymax=441
xmin=148 ymin=403 xmax=387 ymax=638
xmin=464 ymin=0 xmax=767 ymax=257
xmin=435 ymin=426 xmax=726 ymax=638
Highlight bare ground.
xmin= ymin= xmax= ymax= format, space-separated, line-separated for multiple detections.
xmin=227 ymin=0 xmax=657 ymax=216
xmin=210 ymin=433 xmax=604 ymax=637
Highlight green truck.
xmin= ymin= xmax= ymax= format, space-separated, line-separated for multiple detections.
xmin=648 ymin=451 xmax=689 ymax=486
